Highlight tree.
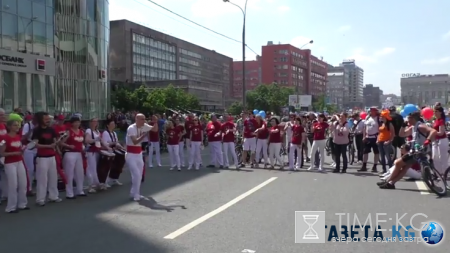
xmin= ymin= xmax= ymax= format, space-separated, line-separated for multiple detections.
xmin=313 ymin=95 xmax=338 ymax=113
xmin=111 ymin=83 xmax=201 ymax=114
xmin=227 ymin=101 xmax=243 ymax=115
xmin=246 ymin=83 xmax=293 ymax=113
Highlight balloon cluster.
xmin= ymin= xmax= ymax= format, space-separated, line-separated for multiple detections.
xmin=253 ymin=109 xmax=266 ymax=118
xmin=400 ymin=104 xmax=419 ymax=118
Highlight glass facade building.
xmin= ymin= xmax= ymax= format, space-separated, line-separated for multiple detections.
xmin=0 ymin=0 xmax=110 ymax=118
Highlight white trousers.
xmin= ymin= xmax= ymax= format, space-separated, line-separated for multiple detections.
xmin=383 ymin=166 xmax=421 ymax=180
xmin=86 ymin=152 xmax=100 ymax=186
xmin=23 ymin=149 xmax=36 ymax=191
xmin=125 ymin=153 xmax=144 ymax=199
xmin=35 ymin=157 xmax=59 ymax=203
xmin=256 ymin=139 xmax=269 ymax=164
xmin=168 ymin=144 xmax=180 ymax=169
xmin=432 ymin=138 xmax=449 ymax=174
xmin=148 ymin=141 xmax=161 ymax=167
xmin=4 ymin=161 xmax=28 ymax=212
xmin=63 ymin=152 xmax=85 ymax=197
xmin=0 ymin=157 xmax=7 ymax=198
xmin=269 ymin=142 xmax=282 ymax=166
xmin=189 ymin=141 xmax=202 ymax=168
xmin=209 ymin=141 xmax=223 ymax=166
xmin=310 ymin=139 xmax=326 ymax=168
xmin=179 ymin=141 xmax=185 ymax=166
xmin=289 ymin=143 xmax=302 ymax=169
xmin=223 ymin=142 xmax=238 ymax=167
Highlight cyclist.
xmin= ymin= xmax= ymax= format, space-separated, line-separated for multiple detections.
xmin=352 ymin=112 xmax=365 ymax=164
xmin=378 ymin=111 xmax=437 ymax=189
xmin=388 ymin=106 xmax=405 ymax=157
xmin=358 ymin=107 xmax=380 ymax=172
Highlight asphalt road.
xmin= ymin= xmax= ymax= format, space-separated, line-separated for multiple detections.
xmin=0 ymin=147 xmax=448 ymax=253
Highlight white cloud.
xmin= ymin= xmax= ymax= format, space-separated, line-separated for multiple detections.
xmin=337 ymin=25 xmax=351 ymax=32
xmin=277 ymin=5 xmax=290 ymax=12
xmin=443 ymin=31 xmax=450 ymax=40
xmin=346 ymin=47 xmax=396 ymax=63
xmin=190 ymin=0 xmax=262 ymax=18
xmin=421 ymin=57 xmax=450 ymax=65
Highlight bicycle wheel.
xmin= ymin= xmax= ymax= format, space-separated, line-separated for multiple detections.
xmin=325 ymin=138 xmax=331 ymax=156
xmin=444 ymin=166 xmax=450 ymax=191
xmin=421 ymin=162 xmax=447 ymax=196
xmin=235 ymin=146 xmax=242 ymax=162
xmin=349 ymin=143 xmax=355 ymax=165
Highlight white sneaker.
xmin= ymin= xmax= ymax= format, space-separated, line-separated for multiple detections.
xmin=307 ymin=167 xmax=313 ymax=171
xmin=170 ymin=167 xmax=174 ymax=171
xmin=187 ymin=166 xmax=192 ymax=170
xmin=318 ymin=167 xmax=324 ymax=172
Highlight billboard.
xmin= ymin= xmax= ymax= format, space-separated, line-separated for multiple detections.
xmin=289 ymin=95 xmax=312 ymax=109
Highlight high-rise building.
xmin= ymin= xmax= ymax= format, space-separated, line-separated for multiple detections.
xmin=326 ymin=65 xmax=349 ymax=110
xmin=400 ymin=74 xmax=450 ymax=106
xmin=260 ymin=42 xmax=327 ymax=97
xmin=232 ymin=56 xmax=261 ymax=99
xmin=0 ymin=0 xmax=110 ymax=117
xmin=109 ymin=20 xmax=233 ymax=111
xmin=363 ymin=84 xmax=382 ymax=108
xmin=340 ymin=60 xmax=364 ymax=109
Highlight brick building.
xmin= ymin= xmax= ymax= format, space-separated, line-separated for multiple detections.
xmin=232 ymin=56 xmax=262 ymax=98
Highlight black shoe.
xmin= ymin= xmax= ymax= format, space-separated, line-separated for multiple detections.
xmin=7 ymin=210 xmax=19 ymax=213
xmin=19 ymin=206 xmax=30 ymax=210
xmin=341 ymin=169 xmax=347 ymax=174
xmin=207 ymin=165 xmax=215 ymax=168
xmin=332 ymin=169 xmax=340 ymax=173
xmin=379 ymin=182 xmax=395 ymax=189
xmin=371 ymin=165 xmax=378 ymax=172
xmin=376 ymin=180 xmax=386 ymax=186
xmin=239 ymin=164 xmax=245 ymax=168
xmin=66 ymin=196 xmax=76 ymax=200
xmin=77 ymin=193 xmax=87 ymax=197
xmin=357 ymin=164 xmax=367 ymax=172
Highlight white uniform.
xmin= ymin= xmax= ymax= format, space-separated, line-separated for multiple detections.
xmin=85 ymin=128 xmax=101 ymax=187
xmin=126 ymin=123 xmax=152 ymax=201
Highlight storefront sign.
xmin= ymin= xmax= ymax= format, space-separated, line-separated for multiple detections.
xmin=402 ymin=73 xmax=420 ymax=78
xmin=0 ymin=49 xmax=55 ymax=76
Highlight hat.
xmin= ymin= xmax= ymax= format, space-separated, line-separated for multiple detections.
xmin=380 ymin=110 xmax=392 ymax=121
xmin=8 ymin=113 xmax=23 ymax=122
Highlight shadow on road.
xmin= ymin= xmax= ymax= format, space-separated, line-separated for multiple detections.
xmin=0 ymin=163 xmax=223 ymax=253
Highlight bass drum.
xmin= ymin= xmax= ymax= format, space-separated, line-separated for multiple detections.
xmin=110 ymin=149 xmax=125 ymax=180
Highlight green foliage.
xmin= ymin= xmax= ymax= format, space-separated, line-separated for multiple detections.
xmin=245 ymin=83 xmax=294 ymax=113
xmin=312 ymin=95 xmax=338 ymax=113
xmin=112 ymin=84 xmax=201 ymax=113
xmin=227 ymin=101 xmax=243 ymax=115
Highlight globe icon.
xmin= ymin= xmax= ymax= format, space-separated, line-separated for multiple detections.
xmin=421 ymin=222 xmax=444 ymax=245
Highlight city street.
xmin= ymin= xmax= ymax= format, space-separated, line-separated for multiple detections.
xmin=0 ymin=148 xmax=448 ymax=253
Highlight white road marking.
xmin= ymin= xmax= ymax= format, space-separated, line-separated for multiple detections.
xmin=163 ymin=177 xmax=278 ymax=239
xmin=415 ymin=181 xmax=430 ymax=195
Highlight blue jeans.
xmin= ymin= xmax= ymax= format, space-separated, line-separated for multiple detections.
xmin=377 ymin=141 xmax=393 ymax=171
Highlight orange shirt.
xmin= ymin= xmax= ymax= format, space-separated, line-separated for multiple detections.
xmin=377 ymin=123 xmax=391 ymax=142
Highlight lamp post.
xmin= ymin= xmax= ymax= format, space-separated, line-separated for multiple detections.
xmin=296 ymin=40 xmax=313 ymax=109
xmin=20 ymin=17 xmax=37 ymax=53
xmin=223 ymin=0 xmax=248 ymax=109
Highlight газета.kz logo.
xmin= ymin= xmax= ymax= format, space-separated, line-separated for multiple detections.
xmin=295 ymin=211 xmax=444 ymax=245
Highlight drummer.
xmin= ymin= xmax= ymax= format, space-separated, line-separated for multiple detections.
xmin=53 ymin=115 xmax=67 ymax=136
xmin=101 ymin=119 xmax=124 ymax=186
xmin=0 ymin=108 xmax=8 ymax=203
xmin=126 ymin=113 xmax=155 ymax=201
xmin=85 ymin=118 xmax=109 ymax=192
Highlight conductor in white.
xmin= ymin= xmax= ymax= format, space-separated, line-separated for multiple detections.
xmin=126 ymin=114 xmax=156 ymax=201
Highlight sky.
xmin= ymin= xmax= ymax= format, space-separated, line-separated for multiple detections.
xmin=109 ymin=0 xmax=450 ymax=96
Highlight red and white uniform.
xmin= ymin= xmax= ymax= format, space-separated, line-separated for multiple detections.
xmin=188 ymin=124 xmax=203 ymax=170
xmin=3 ymin=134 xmax=28 ymax=212
xmin=221 ymin=121 xmax=238 ymax=168
xmin=85 ymin=128 xmax=101 ymax=188
xmin=62 ymin=129 xmax=85 ymax=197
xmin=147 ymin=122 xmax=161 ymax=167
xmin=126 ymin=123 xmax=152 ymax=201
xmin=0 ymin=123 xmax=9 ymax=199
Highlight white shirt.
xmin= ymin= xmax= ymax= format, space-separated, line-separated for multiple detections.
xmin=85 ymin=128 xmax=101 ymax=140
xmin=102 ymin=130 xmax=118 ymax=144
xmin=353 ymin=119 xmax=365 ymax=134
xmin=22 ymin=122 xmax=34 ymax=138
xmin=285 ymin=121 xmax=294 ymax=141
xmin=364 ymin=117 xmax=379 ymax=138
xmin=126 ymin=123 xmax=153 ymax=146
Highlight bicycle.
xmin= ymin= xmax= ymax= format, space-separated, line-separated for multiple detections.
xmin=412 ymin=144 xmax=447 ymax=196
xmin=348 ymin=132 xmax=356 ymax=165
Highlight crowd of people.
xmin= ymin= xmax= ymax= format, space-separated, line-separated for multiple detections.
xmin=0 ymin=103 xmax=447 ymax=213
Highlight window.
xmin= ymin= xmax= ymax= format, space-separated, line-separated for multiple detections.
xmin=87 ymin=0 xmax=96 ymax=21
xmin=19 ymin=0 xmax=32 ymax=18
xmin=1 ymin=13 xmax=18 ymax=50
xmin=32 ymin=2 xmax=46 ymax=22
xmin=2 ymin=0 xmax=17 ymax=14
xmin=46 ymin=7 xmax=53 ymax=24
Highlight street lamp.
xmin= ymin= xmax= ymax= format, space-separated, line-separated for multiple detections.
xmin=21 ymin=17 xmax=38 ymax=53
xmin=296 ymin=40 xmax=313 ymax=95
xmin=223 ymin=0 xmax=248 ymax=109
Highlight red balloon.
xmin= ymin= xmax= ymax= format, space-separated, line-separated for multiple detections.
xmin=421 ymin=107 xmax=433 ymax=120
xmin=360 ymin=111 xmax=367 ymax=120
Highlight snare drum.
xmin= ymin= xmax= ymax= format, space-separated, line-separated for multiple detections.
xmin=110 ymin=148 xmax=125 ymax=180
xmin=98 ymin=150 xmax=115 ymax=183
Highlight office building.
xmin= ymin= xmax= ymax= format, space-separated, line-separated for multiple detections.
xmin=363 ymin=84 xmax=382 ymax=108
xmin=232 ymin=56 xmax=261 ymax=99
xmin=340 ymin=60 xmax=363 ymax=109
xmin=381 ymin=94 xmax=401 ymax=105
xmin=109 ymin=20 xmax=233 ymax=111
xmin=400 ymin=74 xmax=450 ymax=105
xmin=326 ymin=65 xmax=349 ymax=110
xmin=0 ymin=0 xmax=110 ymax=117
xmin=260 ymin=42 xmax=327 ymax=97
